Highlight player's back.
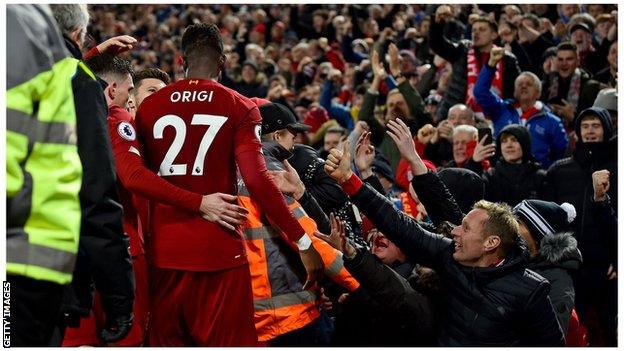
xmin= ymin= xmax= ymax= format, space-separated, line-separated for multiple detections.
xmin=135 ymin=78 xmax=260 ymax=271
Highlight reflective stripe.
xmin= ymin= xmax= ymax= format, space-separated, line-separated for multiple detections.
xmin=254 ymin=290 xmax=317 ymax=311
xmin=243 ymin=226 xmax=280 ymax=241
xmin=7 ymin=231 xmax=77 ymax=275
xmin=284 ymin=195 xmax=295 ymax=205
xmin=292 ymin=206 xmax=306 ymax=220
xmin=325 ymin=254 xmax=344 ymax=278
xmin=7 ymin=108 xmax=76 ymax=145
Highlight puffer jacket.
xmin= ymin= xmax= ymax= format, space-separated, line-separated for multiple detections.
xmin=528 ymin=233 xmax=582 ymax=332
xmin=429 ymin=20 xmax=521 ymax=121
xmin=347 ymin=179 xmax=564 ymax=346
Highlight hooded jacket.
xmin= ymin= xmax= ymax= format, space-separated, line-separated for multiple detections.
xmin=528 ymin=233 xmax=582 ymax=332
xmin=542 ymin=107 xmax=617 ymax=270
xmin=483 ymin=125 xmax=546 ymax=206
xmin=474 ymin=64 xmax=568 ymax=169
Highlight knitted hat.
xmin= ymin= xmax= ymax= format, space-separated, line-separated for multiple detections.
xmin=513 ymin=200 xmax=576 ymax=241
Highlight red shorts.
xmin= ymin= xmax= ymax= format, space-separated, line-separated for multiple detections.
xmin=147 ymin=264 xmax=257 ymax=346
xmin=62 ymin=254 xmax=150 ymax=346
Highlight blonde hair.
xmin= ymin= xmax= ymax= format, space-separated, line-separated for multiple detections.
xmin=473 ymin=200 xmax=519 ymax=256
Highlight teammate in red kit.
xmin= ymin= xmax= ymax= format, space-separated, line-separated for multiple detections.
xmin=134 ymin=23 xmax=324 ymax=346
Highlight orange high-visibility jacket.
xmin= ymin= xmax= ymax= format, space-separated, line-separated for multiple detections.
xmin=238 ymin=184 xmax=359 ymax=342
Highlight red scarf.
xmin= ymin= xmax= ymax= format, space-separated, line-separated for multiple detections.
xmin=466 ymin=46 xmax=503 ymax=115
xmin=515 ymin=101 xmax=543 ymax=123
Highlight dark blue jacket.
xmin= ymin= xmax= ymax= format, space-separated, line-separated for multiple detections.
xmin=474 ymin=64 xmax=568 ymax=169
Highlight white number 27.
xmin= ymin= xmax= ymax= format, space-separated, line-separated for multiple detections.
xmin=153 ymin=114 xmax=227 ymax=176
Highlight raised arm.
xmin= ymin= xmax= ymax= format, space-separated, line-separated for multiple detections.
xmin=323 ymin=141 xmax=453 ymax=268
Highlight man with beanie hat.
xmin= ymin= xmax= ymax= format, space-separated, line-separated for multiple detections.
xmin=483 ymin=125 xmax=546 ymax=206
xmin=542 ymin=106 xmax=617 ymax=346
xmin=513 ymin=200 xmax=582 ymax=333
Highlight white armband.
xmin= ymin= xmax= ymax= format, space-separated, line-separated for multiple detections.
xmin=295 ymin=234 xmax=312 ymax=251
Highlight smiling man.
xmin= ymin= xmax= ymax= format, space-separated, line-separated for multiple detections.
xmin=324 ymin=119 xmax=564 ymax=346
xmin=540 ymin=42 xmax=604 ymax=127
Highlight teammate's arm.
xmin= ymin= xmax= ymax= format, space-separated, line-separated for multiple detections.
xmin=109 ymin=117 xmax=248 ymax=229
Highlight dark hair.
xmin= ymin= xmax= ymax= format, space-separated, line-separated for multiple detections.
xmin=133 ymin=68 xmax=171 ymax=88
xmin=520 ymin=13 xmax=540 ymax=29
xmin=557 ymin=41 xmax=578 ymax=54
xmin=355 ymin=83 xmax=370 ymax=96
xmin=312 ymin=9 xmax=329 ymax=21
xmin=181 ymin=23 xmax=224 ymax=69
xmin=501 ymin=20 xmax=518 ymax=32
xmin=85 ymin=53 xmax=134 ymax=81
xmin=473 ymin=16 xmax=498 ymax=33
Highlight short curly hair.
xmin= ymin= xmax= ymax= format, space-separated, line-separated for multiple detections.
xmin=181 ymin=23 xmax=224 ymax=70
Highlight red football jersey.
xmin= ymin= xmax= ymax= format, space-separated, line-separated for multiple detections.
xmin=135 ymin=78 xmax=262 ymax=271
xmin=108 ymin=105 xmax=147 ymax=257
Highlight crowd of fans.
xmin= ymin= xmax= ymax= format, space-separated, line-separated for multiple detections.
xmin=8 ymin=3 xmax=617 ymax=347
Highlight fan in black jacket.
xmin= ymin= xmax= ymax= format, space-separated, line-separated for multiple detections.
xmin=483 ymin=124 xmax=546 ymax=207
xmin=316 ymin=216 xmax=437 ymax=346
xmin=541 ymin=107 xmax=617 ymax=346
xmin=323 ymin=119 xmax=564 ymax=346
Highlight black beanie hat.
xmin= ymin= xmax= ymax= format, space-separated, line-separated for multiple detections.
xmin=513 ymin=200 xmax=576 ymax=241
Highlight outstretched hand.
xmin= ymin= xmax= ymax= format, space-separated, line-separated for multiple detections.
xmin=354 ymin=132 xmax=375 ymax=176
xmin=314 ymin=213 xmax=356 ymax=257
xmin=386 ymin=119 xmax=428 ymax=175
xmin=96 ymin=35 xmax=137 ymax=55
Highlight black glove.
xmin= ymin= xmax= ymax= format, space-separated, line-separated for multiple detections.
xmin=100 ymin=314 xmax=133 ymax=343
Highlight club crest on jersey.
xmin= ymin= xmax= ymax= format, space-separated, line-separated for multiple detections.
xmin=117 ymin=122 xmax=136 ymax=141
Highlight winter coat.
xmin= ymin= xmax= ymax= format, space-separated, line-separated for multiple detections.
xmin=348 ymin=178 xmax=564 ymax=346
xmin=429 ymin=20 xmax=521 ymax=121
xmin=333 ymin=251 xmax=436 ymax=346
xmin=542 ymin=107 xmax=617 ymax=270
xmin=474 ymin=64 xmax=568 ymax=169
xmin=528 ymin=233 xmax=582 ymax=332
xmin=483 ymin=125 xmax=547 ymax=206
xmin=541 ymin=70 xmax=604 ymax=119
